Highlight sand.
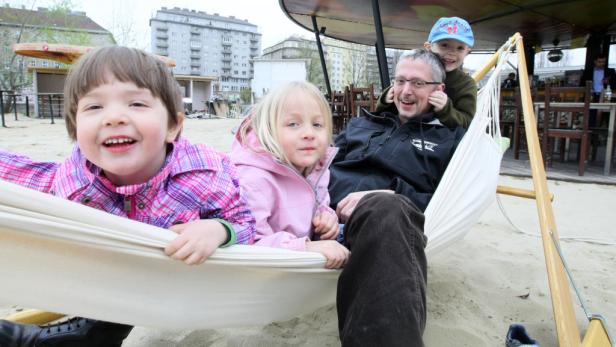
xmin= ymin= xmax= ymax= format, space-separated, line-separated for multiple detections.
xmin=1 ymin=115 xmax=615 ymax=346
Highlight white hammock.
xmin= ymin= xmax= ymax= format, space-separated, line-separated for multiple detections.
xmin=425 ymin=40 xmax=512 ymax=254
xmin=0 ymin=42 xmax=513 ymax=329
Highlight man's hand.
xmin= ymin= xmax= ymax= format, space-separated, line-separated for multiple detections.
xmin=165 ymin=219 xmax=228 ymax=265
xmin=313 ymin=211 xmax=339 ymax=240
xmin=306 ymin=240 xmax=350 ymax=269
xmin=428 ymin=90 xmax=448 ymax=112
xmin=336 ymin=190 xmax=394 ymax=223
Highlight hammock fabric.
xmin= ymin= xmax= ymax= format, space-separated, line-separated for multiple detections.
xmin=0 ymin=42 xmax=511 ymax=329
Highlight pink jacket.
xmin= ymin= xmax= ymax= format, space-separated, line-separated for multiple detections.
xmin=229 ymin=128 xmax=338 ymax=251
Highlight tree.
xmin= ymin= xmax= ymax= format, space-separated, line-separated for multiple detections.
xmin=107 ymin=2 xmax=146 ymax=49
xmin=345 ymin=49 xmax=367 ymax=86
xmin=240 ymin=87 xmax=252 ymax=104
xmin=0 ymin=1 xmax=92 ymax=93
xmin=297 ymin=46 xmax=326 ymax=92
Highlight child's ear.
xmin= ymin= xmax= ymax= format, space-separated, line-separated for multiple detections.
xmin=423 ymin=41 xmax=432 ymax=49
xmin=166 ymin=112 xmax=184 ymax=142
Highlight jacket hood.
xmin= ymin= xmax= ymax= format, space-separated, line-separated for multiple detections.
xmin=229 ymin=119 xmax=337 ymax=181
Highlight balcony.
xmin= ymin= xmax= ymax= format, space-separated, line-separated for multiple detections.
xmin=156 ymin=42 xmax=168 ymax=48
xmin=221 ymin=72 xmax=231 ymax=78
xmin=222 ymin=56 xmax=231 ymax=62
xmin=190 ymin=53 xmax=200 ymax=59
xmin=190 ymin=61 xmax=200 ymax=68
xmin=156 ymin=32 xmax=168 ymax=39
xmin=190 ymin=27 xmax=200 ymax=34
xmin=222 ymin=41 xmax=232 ymax=47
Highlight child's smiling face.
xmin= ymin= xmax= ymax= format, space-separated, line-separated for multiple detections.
xmin=75 ymin=74 xmax=182 ymax=186
xmin=427 ymin=39 xmax=471 ymax=72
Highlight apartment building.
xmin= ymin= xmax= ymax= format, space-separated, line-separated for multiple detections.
xmin=261 ymin=35 xmax=398 ymax=93
xmin=150 ymin=7 xmax=261 ymax=100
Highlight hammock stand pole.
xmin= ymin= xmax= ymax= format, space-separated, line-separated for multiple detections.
xmin=515 ymin=33 xmax=612 ymax=347
xmin=476 ymin=33 xmax=611 ymax=347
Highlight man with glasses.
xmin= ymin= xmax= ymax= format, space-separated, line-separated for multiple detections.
xmin=329 ymin=49 xmax=465 ymax=346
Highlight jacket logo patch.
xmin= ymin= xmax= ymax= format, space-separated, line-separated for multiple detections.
xmin=411 ymin=139 xmax=437 ymax=152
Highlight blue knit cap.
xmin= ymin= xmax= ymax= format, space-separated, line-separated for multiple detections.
xmin=428 ymin=17 xmax=474 ymax=47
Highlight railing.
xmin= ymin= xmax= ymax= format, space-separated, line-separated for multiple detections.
xmin=36 ymin=93 xmax=64 ymax=124
xmin=1 ymin=90 xmax=31 ymax=128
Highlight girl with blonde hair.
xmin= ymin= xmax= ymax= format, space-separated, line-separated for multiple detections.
xmin=230 ymin=81 xmax=349 ymax=268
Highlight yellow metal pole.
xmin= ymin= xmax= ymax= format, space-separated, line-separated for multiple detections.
xmin=514 ymin=33 xmax=582 ymax=347
xmin=472 ymin=50 xmax=499 ymax=82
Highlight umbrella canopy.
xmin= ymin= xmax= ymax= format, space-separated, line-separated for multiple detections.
xmin=280 ymin=0 xmax=616 ymax=51
xmin=13 ymin=43 xmax=177 ymax=67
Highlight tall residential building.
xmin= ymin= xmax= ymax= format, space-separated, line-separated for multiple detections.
xmin=150 ymin=7 xmax=261 ymax=100
xmin=260 ymin=35 xmax=398 ymax=93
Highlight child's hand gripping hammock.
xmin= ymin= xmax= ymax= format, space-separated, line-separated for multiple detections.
xmin=0 ymin=40 xmax=513 ymax=329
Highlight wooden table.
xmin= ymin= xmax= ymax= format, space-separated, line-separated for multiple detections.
xmin=533 ymin=102 xmax=616 ymax=175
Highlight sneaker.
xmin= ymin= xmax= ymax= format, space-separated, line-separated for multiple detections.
xmin=0 ymin=317 xmax=133 ymax=347
xmin=506 ymin=324 xmax=539 ymax=347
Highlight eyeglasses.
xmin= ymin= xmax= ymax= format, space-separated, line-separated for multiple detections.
xmin=393 ymin=79 xmax=442 ymax=89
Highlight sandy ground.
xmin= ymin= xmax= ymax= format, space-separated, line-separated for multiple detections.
xmin=1 ymin=115 xmax=615 ymax=346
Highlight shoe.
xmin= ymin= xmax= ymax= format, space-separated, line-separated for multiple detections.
xmin=506 ymin=324 xmax=539 ymax=347
xmin=0 ymin=317 xmax=133 ymax=347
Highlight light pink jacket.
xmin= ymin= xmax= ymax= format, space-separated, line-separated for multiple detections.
xmin=229 ymin=128 xmax=338 ymax=251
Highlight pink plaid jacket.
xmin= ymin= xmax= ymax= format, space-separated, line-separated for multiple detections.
xmin=0 ymin=138 xmax=255 ymax=244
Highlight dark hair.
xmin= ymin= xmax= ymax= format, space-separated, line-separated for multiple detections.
xmin=63 ymin=46 xmax=183 ymax=140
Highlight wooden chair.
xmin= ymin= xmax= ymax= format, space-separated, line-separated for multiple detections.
xmin=348 ymin=84 xmax=375 ymax=116
xmin=513 ymin=87 xmax=536 ymax=160
xmin=541 ymin=81 xmax=592 ymax=176
xmin=499 ymin=88 xmax=518 ymax=140
xmin=330 ymin=88 xmax=350 ymax=134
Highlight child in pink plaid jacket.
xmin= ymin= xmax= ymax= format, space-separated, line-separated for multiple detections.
xmin=0 ymin=46 xmax=255 ymax=347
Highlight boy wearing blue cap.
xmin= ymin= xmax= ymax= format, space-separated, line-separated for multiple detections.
xmin=376 ymin=16 xmax=477 ymax=128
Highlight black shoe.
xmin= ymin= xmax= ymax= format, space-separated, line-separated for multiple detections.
xmin=0 ymin=317 xmax=133 ymax=347
xmin=505 ymin=324 xmax=539 ymax=347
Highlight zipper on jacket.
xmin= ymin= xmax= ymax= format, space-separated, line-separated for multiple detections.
xmin=279 ymin=153 xmax=334 ymax=217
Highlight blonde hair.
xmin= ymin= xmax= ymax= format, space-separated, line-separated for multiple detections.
xmin=63 ymin=46 xmax=183 ymax=141
xmin=239 ymin=81 xmax=332 ymax=164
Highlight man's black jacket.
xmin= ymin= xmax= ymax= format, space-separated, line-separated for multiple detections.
xmin=329 ymin=108 xmax=466 ymax=212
